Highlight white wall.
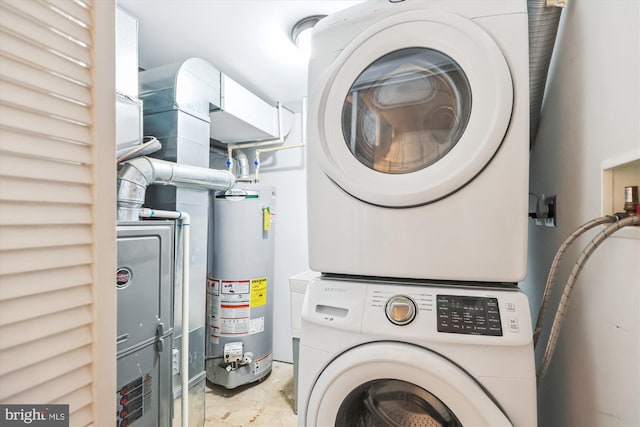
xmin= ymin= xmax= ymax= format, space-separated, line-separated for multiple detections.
xmin=521 ymin=1 xmax=640 ymax=426
xmin=211 ymin=113 xmax=309 ymax=363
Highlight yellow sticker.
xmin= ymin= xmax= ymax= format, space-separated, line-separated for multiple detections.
xmin=251 ymin=277 xmax=267 ymax=307
xmin=263 ymin=207 xmax=271 ymax=231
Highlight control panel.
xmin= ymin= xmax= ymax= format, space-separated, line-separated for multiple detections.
xmin=303 ymin=278 xmax=532 ymax=347
xmin=436 ymin=295 xmax=502 ymax=336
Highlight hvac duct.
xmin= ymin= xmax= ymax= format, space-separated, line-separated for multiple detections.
xmin=528 ymin=0 xmax=563 ymax=146
xmin=137 ymin=58 xmax=232 ymax=427
xmin=116 ymin=156 xmax=235 ymax=221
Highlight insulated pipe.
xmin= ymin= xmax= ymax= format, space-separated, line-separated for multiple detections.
xmin=138 ymin=208 xmax=190 ymax=427
xmin=254 ymin=144 xmax=305 ymax=182
xmin=226 ymin=102 xmax=286 ymax=173
xmin=117 ymin=156 xmax=236 ymax=221
xmin=537 ymin=215 xmax=640 ymax=383
xmin=528 ymin=0 xmax=563 ymax=146
xmin=254 ymin=98 xmax=307 ymax=182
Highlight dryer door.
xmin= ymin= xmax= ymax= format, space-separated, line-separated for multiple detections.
xmin=311 ymin=10 xmax=513 ymax=207
xmin=304 ymin=343 xmax=512 ymax=427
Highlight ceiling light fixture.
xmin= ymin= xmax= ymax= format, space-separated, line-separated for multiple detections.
xmin=291 ymin=15 xmax=327 ymax=53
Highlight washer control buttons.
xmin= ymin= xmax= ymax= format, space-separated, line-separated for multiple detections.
xmin=505 ymin=302 xmax=516 ymax=312
xmin=436 ymin=295 xmax=503 ymax=336
xmin=385 ymin=295 xmax=417 ymax=325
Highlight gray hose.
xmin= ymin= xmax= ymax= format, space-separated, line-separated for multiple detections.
xmin=533 ymin=215 xmax=618 ymax=347
xmin=528 ymin=0 xmax=563 ymax=146
xmin=537 ymin=215 xmax=640 ymax=383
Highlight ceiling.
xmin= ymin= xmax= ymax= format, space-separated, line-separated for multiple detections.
xmin=117 ymin=0 xmax=363 ymax=112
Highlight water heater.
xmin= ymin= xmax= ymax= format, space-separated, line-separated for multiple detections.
xmin=206 ymin=184 xmax=276 ymax=389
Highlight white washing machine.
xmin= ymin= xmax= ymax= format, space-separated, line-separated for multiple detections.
xmin=307 ymin=0 xmax=530 ymax=282
xmin=297 ymin=278 xmax=537 ymax=426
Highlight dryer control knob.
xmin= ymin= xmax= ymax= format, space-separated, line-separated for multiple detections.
xmin=385 ymin=296 xmax=416 ymax=326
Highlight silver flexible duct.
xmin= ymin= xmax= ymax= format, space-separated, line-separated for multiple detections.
xmin=235 ymin=150 xmax=250 ymax=181
xmin=533 ymin=215 xmax=618 ymax=347
xmin=528 ymin=0 xmax=563 ymax=147
xmin=537 ymin=215 xmax=640 ymax=383
xmin=117 ymin=156 xmax=236 ymax=221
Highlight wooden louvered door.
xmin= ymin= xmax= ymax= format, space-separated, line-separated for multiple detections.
xmin=0 ymin=0 xmax=116 ymax=425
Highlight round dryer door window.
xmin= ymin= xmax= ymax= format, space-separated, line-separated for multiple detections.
xmin=341 ymin=48 xmax=472 ymax=175
xmin=312 ymin=10 xmax=513 ymax=207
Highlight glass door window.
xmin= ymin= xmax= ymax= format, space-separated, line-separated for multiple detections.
xmin=341 ymin=48 xmax=472 ymax=174
xmin=336 ymin=379 xmax=462 ymax=427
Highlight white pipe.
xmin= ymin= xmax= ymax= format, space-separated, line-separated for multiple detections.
xmin=138 ymin=208 xmax=190 ymax=427
xmin=254 ymin=144 xmax=305 ymax=182
xmin=254 ymin=97 xmax=307 ymax=182
xmin=226 ymin=102 xmax=286 ymax=172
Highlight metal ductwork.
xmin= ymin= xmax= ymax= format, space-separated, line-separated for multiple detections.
xmin=528 ymin=0 xmax=563 ymax=147
xmin=117 ymin=156 xmax=235 ymax=221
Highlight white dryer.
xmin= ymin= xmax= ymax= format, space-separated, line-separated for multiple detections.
xmin=307 ymin=0 xmax=530 ymax=282
xmin=297 ymin=278 xmax=537 ymax=426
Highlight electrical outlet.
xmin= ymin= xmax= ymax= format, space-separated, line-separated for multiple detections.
xmin=531 ymin=194 xmax=557 ymax=227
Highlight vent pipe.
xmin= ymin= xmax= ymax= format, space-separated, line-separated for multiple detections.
xmin=117 ymin=156 xmax=235 ymax=221
xmin=528 ymin=0 xmax=564 ymax=147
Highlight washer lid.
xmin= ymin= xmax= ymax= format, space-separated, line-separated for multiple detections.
xmin=311 ymin=10 xmax=513 ymax=207
xmin=304 ymin=342 xmax=512 ymax=427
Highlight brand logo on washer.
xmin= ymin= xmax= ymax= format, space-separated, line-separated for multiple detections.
xmin=116 ymin=268 xmax=132 ymax=289
xmin=323 ymin=287 xmax=346 ymax=293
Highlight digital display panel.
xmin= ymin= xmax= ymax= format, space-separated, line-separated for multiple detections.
xmin=436 ymin=295 xmax=502 ymax=336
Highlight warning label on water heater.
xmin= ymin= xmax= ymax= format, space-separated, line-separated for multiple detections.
xmin=250 ymin=277 xmax=267 ymax=307
xmin=208 ymin=276 xmax=267 ymax=344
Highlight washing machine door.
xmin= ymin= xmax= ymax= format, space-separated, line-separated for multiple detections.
xmin=311 ymin=10 xmax=513 ymax=207
xmin=304 ymin=343 xmax=512 ymax=427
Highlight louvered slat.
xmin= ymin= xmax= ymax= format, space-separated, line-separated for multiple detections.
xmin=0 ymin=56 xmax=92 ymax=107
xmin=0 ymin=1 xmax=92 ymax=61
xmin=0 ymin=177 xmax=93 ymax=204
xmin=0 ymin=224 xmax=93 ymax=251
xmin=45 ymin=0 xmax=92 ymax=32
xmin=0 ymin=104 xmax=90 ymax=143
xmin=0 ymin=245 xmax=93 ymax=276
xmin=0 ymin=306 xmax=92 ymax=350
xmin=0 ymin=30 xmax=92 ymax=86
xmin=0 ymin=202 xmax=93 ymax=225
xmin=69 ymin=404 xmax=93 ymax=427
xmin=0 ymin=153 xmax=92 ymax=183
xmin=0 ymin=325 xmax=92 ymax=375
xmin=0 ymin=284 xmax=93 ymax=326
xmin=28 ymin=0 xmax=92 ymax=46
xmin=0 ymin=80 xmax=92 ymax=123
xmin=0 ymin=265 xmax=93 ymax=301
xmin=2 ymin=366 xmax=93 ymax=405
xmin=0 ymin=129 xmax=92 ymax=164
xmin=53 ymin=385 xmax=93 ymax=416
xmin=0 ymin=347 xmax=92 ymax=401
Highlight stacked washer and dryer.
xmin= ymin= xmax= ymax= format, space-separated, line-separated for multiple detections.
xmin=298 ymin=1 xmax=537 ymax=426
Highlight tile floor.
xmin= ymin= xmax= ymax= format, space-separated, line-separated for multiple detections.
xmin=205 ymin=361 xmax=298 ymax=427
